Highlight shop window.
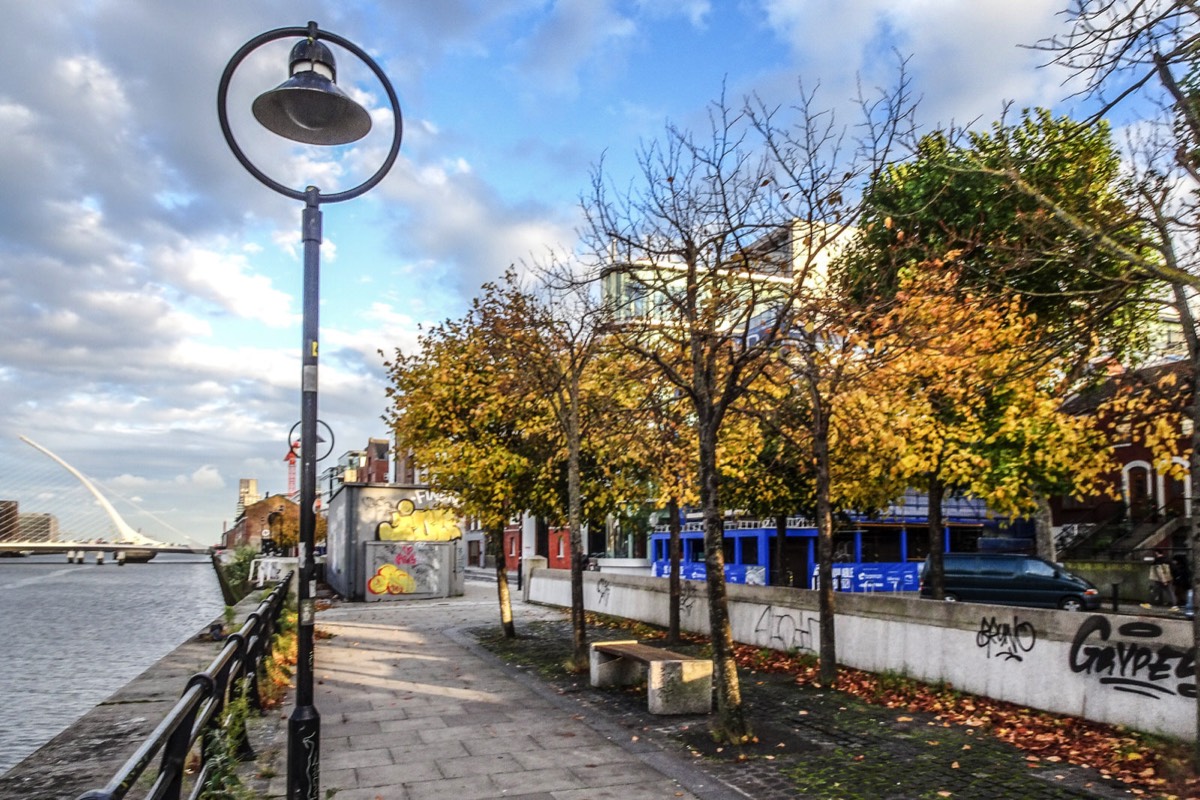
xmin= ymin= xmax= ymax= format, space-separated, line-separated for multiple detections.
xmin=741 ymin=537 xmax=759 ymax=565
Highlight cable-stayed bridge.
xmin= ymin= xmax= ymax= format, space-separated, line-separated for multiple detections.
xmin=0 ymin=437 xmax=210 ymax=562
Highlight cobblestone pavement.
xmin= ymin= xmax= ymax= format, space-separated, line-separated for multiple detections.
xmin=473 ymin=617 xmax=1147 ymax=800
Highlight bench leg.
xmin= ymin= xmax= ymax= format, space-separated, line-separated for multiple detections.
xmin=647 ymin=660 xmax=713 ymax=714
xmin=589 ymin=640 xmax=641 ymax=687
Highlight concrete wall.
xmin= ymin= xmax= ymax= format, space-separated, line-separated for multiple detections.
xmin=528 ymin=569 xmax=1196 ymax=741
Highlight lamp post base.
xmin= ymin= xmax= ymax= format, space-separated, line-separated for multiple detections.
xmin=287 ymin=704 xmax=321 ymax=800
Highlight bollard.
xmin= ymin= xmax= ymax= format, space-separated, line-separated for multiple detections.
xmin=1111 ymin=583 xmax=1120 ymax=613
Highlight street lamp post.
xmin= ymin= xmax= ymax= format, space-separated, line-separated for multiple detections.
xmin=218 ymin=21 xmax=402 ymax=800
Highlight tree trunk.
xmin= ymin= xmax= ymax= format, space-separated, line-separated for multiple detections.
xmin=1034 ymin=495 xmax=1056 ymax=563
xmin=567 ymin=381 xmax=588 ymax=669
xmin=667 ymin=497 xmax=682 ymax=645
xmin=813 ymin=419 xmax=838 ymax=686
xmin=774 ymin=513 xmax=787 ymax=586
xmin=698 ymin=412 xmax=751 ymax=743
xmin=926 ymin=477 xmax=947 ymax=601
xmin=488 ymin=524 xmax=516 ymax=638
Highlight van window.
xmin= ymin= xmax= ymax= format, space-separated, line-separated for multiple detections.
xmin=979 ymin=559 xmax=1016 ymax=576
xmin=944 ymin=556 xmax=977 ymax=574
xmin=1024 ymin=559 xmax=1055 ymax=577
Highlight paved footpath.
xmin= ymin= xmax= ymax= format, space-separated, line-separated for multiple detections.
xmin=254 ymin=581 xmax=728 ymax=800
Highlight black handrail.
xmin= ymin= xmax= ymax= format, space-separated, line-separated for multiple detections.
xmin=76 ymin=571 xmax=294 ymax=800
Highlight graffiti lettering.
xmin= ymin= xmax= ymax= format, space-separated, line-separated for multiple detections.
xmin=754 ymin=605 xmax=818 ymax=653
xmin=1069 ymin=615 xmax=1196 ymax=699
xmin=596 ymin=577 xmax=611 ymax=607
xmin=368 ymin=564 xmax=415 ymax=595
xmin=975 ymin=616 xmax=1036 ymax=661
xmin=679 ymin=580 xmax=699 ymax=615
xmin=394 ymin=545 xmax=417 ymax=566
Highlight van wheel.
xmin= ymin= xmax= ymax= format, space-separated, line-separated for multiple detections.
xmin=943 ymin=593 xmax=959 ymax=602
xmin=1059 ymin=597 xmax=1083 ymax=611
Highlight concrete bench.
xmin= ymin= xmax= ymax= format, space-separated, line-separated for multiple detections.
xmin=589 ymin=640 xmax=713 ymax=715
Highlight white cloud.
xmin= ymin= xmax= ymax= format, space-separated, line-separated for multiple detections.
xmin=516 ymin=0 xmax=638 ymax=96
xmin=183 ymin=466 xmax=226 ymax=490
xmin=54 ymin=55 xmax=131 ymax=125
xmin=759 ymin=0 xmax=1068 ymax=130
xmin=153 ymin=242 xmax=295 ymax=324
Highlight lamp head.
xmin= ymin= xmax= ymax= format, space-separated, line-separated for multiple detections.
xmin=251 ymin=38 xmax=372 ymax=145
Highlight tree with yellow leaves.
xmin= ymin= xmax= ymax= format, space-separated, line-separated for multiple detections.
xmin=492 ymin=267 xmax=653 ymax=668
xmin=382 ymin=282 xmax=558 ymax=638
xmin=871 ymin=267 xmax=1112 ymax=598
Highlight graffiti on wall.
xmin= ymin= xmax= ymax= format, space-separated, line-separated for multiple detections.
xmin=376 ymin=498 xmax=461 ymax=542
xmin=754 ymin=605 xmax=819 ymax=653
xmin=679 ymin=579 xmax=700 ymax=615
xmin=366 ymin=542 xmax=444 ymax=597
xmin=1069 ymin=615 xmax=1196 ymax=699
xmin=975 ymin=615 xmax=1036 ymax=662
xmin=596 ymin=577 xmax=611 ymax=607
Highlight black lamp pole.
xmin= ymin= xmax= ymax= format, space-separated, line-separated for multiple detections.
xmin=218 ymin=22 xmax=402 ymax=800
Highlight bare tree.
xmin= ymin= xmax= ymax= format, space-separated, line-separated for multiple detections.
xmin=499 ymin=266 xmax=622 ymax=669
xmin=582 ymin=74 xmax=915 ymax=737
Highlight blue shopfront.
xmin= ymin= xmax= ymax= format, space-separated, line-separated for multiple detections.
xmin=647 ymin=491 xmax=1006 ymax=589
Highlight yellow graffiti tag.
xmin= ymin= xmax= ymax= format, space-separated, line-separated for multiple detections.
xmin=367 ymin=563 xmax=416 ymax=595
xmin=377 ymin=500 xmax=461 ymax=542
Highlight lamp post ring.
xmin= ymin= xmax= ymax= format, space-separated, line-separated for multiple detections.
xmin=217 ymin=23 xmax=403 ymax=205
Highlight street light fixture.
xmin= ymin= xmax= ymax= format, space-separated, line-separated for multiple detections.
xmin=218 ymin=21 xmax=402 ymax=800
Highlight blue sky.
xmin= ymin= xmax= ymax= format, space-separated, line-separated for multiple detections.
xmin=0 ymin=1 xmax=1090 ymax=544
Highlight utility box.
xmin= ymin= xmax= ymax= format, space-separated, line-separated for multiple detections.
xmin=326 ymin=483 xmax=465 ymax=601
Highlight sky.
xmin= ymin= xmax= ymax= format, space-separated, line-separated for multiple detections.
xmin=0 ymin=0 xmax=1092 ymax=546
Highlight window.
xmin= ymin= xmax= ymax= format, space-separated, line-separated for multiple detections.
xmin=979 ymin=559 xmax=1015 ymax=577
xmin=741 ymin=537 xmax=759 ymax=566
xmin=1024 ymin=559 xmax=1055 ymax=577
xmin=556 ymin=536 xmax=564 ymax=559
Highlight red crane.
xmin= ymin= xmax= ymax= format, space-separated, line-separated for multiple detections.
xmin=284 ymin=443 xmax=299 ymax=498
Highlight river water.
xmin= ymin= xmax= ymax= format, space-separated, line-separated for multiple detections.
xmin=0 ymin=554 xmax=225 ymax=776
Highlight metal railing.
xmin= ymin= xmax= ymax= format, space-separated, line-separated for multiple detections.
xmin=76 ymin=571 xmax=294 ymax=800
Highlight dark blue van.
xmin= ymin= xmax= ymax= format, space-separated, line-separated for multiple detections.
xmin=920 ymin=553 xmax=1101 ymax=611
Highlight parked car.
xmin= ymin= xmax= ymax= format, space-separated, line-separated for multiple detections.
xmin=919 ymin=553 xmax=1101 ymax=611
